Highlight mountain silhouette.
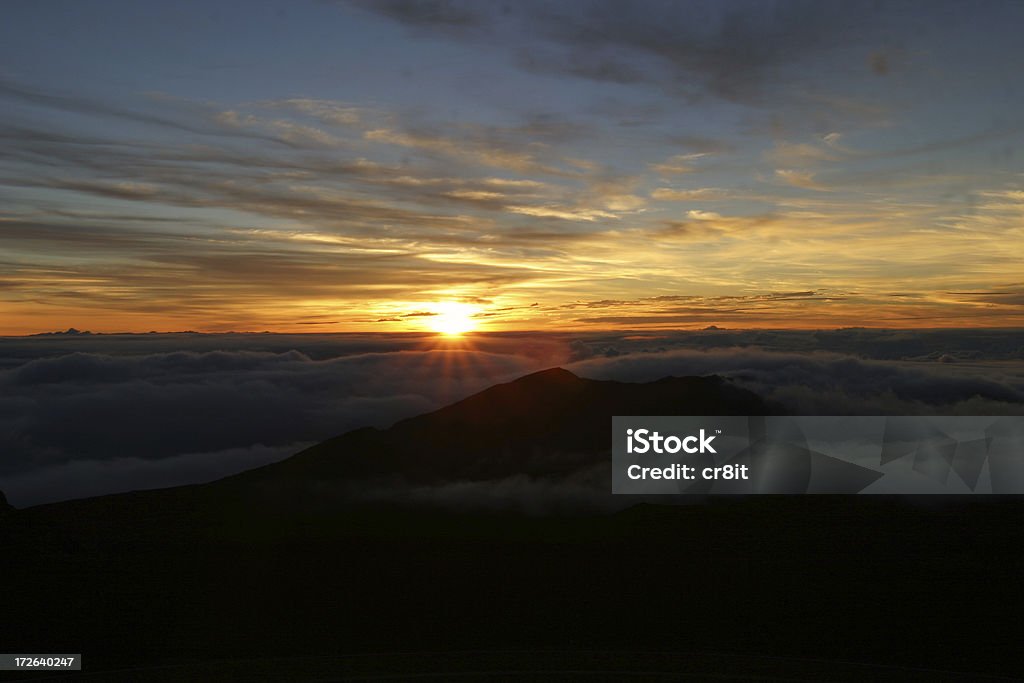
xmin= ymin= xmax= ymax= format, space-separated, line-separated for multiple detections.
xmin=3 ymin=369 xmax=1023 ymax=680
xmin=232 ymin=367 xmax=775 ymax=487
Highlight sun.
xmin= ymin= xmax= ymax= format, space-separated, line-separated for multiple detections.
xmin=428 ymin=301 xmax=479 ymax=336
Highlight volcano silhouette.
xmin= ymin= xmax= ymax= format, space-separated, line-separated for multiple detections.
xmin=232 ymin=367 xmax=774 ymax=487
xmin=3 ymin=368 xmax=1021 ymax=681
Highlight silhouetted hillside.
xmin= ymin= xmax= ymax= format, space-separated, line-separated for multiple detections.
xmin=2 ymin=369 xmax=1022 ymax=681
xmin=236 ymin=367 xmax=774 ymax=486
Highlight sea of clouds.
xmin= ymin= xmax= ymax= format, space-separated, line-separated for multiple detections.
xmin=1 ymin=329 xmax=1022 ymax=506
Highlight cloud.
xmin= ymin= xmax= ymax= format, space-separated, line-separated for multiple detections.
xmin=0 ymin=336 xmax=562 ymax=505
xmin=518 ymin=49 xmax=650 ymax=87
xmin=265 ymin=98 xmax=371 ymax=127
xmin=0 ymin=442 xmax=310 ymax=508
xmin=3 ymin=48 xmax=1023 ymax=336
xmin=655 ymin=211 xmax=778 ymax=241
xmin=950 ymin=288 xmax=1024 ymax=307
xmin=364 ymin=128 xmax=542 ymax=173
xmin=348 ymin=0 xmax=485 ymax=29
xmin=348 ymin=0 xmax=931 ymax=104
xmin=349 ymin=465 xmax=631 ymax=515
xmin=569 ymin=347 xmax=1024 ymax=417
xmin=232 ymin=115 xmax=347 ymax=148
xmin=774 ymin=169 xmax=830 ymax=191
xmin=507 ymin=205 xmax=617 ymax=222
xmin=765 ymin=141 xmax=839 ymax=166
xmin=651 ymin=188 xmax=728 ymax=201
xmin=2 ymin=330 xmax=1022 ymax=509
xmin=648 ymin=153 xmax=707 ymax=175
xmin=0 ymin=79 xmax=314 ymax=149
xmin=1 ymin=80 xmax=650 ymax=333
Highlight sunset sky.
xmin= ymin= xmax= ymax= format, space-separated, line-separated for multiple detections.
xmin=2 ymin=0 xmax=1023 ymax=335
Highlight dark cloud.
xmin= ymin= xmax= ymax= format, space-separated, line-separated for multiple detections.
xmin=952 ymin=288 xmax=1024 ymax=307
xmin=348 ymin=0 xmax=954 ymax=103
xmin=348 ymin=0 xmax=486 ymax=29
xmin=667 ymin=135 xmax=736 ymax=155
xmin=517 ymin=48 xmax=651 ymax=87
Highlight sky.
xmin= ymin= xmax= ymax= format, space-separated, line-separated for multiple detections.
xmin=1 ymin=0 xmax=1023 ymax=334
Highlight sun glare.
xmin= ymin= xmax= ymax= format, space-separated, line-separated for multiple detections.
xmin=429 ymin=301 xmax=479 ymax=336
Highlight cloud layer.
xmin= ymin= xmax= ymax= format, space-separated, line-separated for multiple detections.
xmin=0 ymin=333 xmax=563 ymax=505
xmin=2 ymin=330 xmax=1021 ymax=508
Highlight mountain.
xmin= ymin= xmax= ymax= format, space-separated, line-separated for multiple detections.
xmin=233 ymin=367 xmax=775 ymax=487
xmin=2 ymin=369 xmax=1023 ymax=680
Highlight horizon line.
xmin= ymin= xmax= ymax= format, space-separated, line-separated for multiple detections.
xmin=5 ymin=325 xmax=1024 ymax=338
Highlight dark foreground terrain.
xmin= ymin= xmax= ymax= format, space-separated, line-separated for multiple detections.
xmin=2 ymin=370 xmax=1022 ymax=680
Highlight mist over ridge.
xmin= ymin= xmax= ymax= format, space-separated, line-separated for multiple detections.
xmin=1 ymin=328 xmax=1021 ymax=507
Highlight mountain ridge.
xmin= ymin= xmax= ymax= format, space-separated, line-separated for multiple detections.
xmin=4 ymin=368 xmax=1024 ymax=679
xmin=229 ymin=366 xmax=776 ymax=487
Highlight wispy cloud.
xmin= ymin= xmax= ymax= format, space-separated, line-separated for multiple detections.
xmin=651 ymin=187 xmax=728 ymax=201
xmin=774 ymin=169 xmax=831 ymax=191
